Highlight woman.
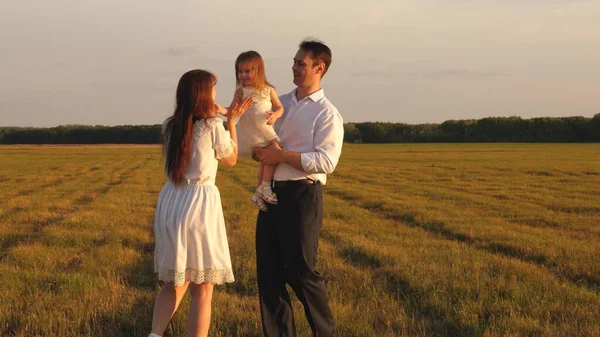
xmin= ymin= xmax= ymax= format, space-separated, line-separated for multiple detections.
xmin=149 ymin=69 xmax=252 ymax=337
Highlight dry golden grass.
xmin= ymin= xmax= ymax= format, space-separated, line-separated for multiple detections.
xmin=0 ymin=144 xmax=599 ymax=336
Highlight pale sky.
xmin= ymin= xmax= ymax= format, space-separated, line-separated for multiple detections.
xmin=0 ymin=0 xmax=598 ymax=126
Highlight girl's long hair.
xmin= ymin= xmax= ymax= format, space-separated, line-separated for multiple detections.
xmin=235 ymin=51 xmax=273 ymax=93
xmin=163 ymin=69 xmax=216 ymax=184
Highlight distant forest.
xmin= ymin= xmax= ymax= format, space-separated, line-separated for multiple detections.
xmin=1 ymin=115 xmax=598 ymax=144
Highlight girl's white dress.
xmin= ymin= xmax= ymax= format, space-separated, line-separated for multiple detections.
xmin=154 ymin=117 xmax=235 ymax=286
xmin=236 ymin=86 xmax=280 ymax=156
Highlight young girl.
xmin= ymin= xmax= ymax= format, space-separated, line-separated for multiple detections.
xmin=224 ymin=51 xmax=284 ymax=212
xmin=150 ymin=69 xmax=251 ymax=337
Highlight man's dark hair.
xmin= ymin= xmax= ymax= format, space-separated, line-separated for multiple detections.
xmin=299 ymin=38 xmax=332 ymax=77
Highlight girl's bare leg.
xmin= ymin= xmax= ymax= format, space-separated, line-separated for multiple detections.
xmin=257 ymin=162 xmax=265 ymax=188
xmin=257 ymin=162 xmax=278 ymax=204
xmin=250 ymin=162 xmax=269 ymax=211
xmin=262 ymin=163 xmax=276 ymax=185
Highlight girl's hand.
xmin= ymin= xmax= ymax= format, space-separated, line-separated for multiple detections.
xmin=214 ymin=103 xmax=228 ymax=116
xmin=227 ymin=97 xmax=252 ymax=122
xmin=266 ymin=110 xmax=283 ymax=125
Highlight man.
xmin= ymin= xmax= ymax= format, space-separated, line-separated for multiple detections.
xmin=253 ymin=39 xmax=344 ymax=337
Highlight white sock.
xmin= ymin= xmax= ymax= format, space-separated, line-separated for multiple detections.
xmin=260 ymin=181 xmax=271 ymax=188
xmin=149 ymin=333 xmax=162 ymax=337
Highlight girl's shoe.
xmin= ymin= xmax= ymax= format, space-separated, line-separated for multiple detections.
xmin=250 ymin=191 xmax=269 ymax=212
xmin=257 ymin=185 xmax=278 ymax=204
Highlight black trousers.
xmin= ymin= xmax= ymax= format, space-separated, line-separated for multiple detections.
xmin=256 ymin=180 xmax=334 ymax=337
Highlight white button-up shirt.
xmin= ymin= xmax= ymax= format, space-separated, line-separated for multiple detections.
xmin=273 ymin=88 xmax=344 ymax=185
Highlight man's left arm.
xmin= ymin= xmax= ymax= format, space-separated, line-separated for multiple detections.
xmin=299 ymin=110 xmax=344 ymax=174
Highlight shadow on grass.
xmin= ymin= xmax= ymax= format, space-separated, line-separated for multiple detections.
xmin=80 ymin=297 xmax=154 ymax=337
xmin=1 ymin=162 xmax=144 ymax=256
xmin=340 ymin=246 xmax=382 ymax=269
xmin=0 ymin=213 xmax=67 ymax=261
xmin=322 ymin=231 xmax=483 ymax=336
xmin=1 ymin=311 xmax=21 ymax=336
xmin=484 ymin=242 xmax=600 ymax=293
xmin=122 ymin=241 xmax=157 ymax=292
xmin=376 ymin=270 xmax=481 ymax=337
xmin=0 ymin=233 xmax=31 ymax=259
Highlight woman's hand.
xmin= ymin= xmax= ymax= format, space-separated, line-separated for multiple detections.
xmin=227 ymin=97 xmax=252 ymax=122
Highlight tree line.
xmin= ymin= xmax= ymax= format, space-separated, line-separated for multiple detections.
xmin=344 ymin=115 xmax=600 ymax=143
xmin=1 ymin=115 xmax=598 ymax=144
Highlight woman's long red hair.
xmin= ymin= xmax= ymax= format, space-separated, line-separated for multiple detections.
xmin=163 ymin=69 xmax=216 ymax=184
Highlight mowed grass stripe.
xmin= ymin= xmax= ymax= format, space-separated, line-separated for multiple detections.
xmin=333 ymin=171 xmax=599 ymax=235
xmin=0 ymin=155 xmax=154 ymax=262
xmin=0 ymin=147 xmax=140 ymax=203
xmin=329 ymin=144 xmax=600 ymax=291
xmin=333 ymin=173 xmax=598 ymax=236
xmin=0 ymin=158 xmax=148 ymax=264
xmin=332 ymin=157 xmax=599 ymax=234
xmin=0 ymin=155 xmax=150 ymax=224
xmin=320 ymin=194 xmax=600 ymax=336
xmin=325 ymin=179 xmax=600 ymax=293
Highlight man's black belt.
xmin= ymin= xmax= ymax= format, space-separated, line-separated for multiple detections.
xmin=272 ymin=179 xmax=319 ymax=188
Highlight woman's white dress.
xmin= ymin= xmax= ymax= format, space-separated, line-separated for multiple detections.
xmin=154 ymin=117 xmax=235 ymax=286
xmin=236 ymin=86 xmax=280 ymax=156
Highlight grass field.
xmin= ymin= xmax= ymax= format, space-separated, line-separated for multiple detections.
xmin=0 ymin=144 xmax=599 ymax=337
